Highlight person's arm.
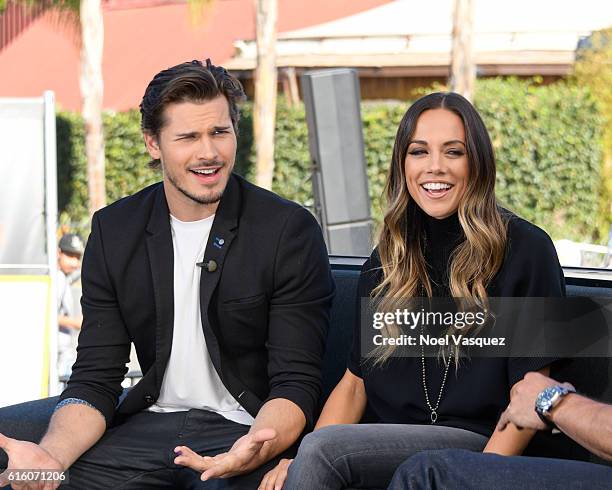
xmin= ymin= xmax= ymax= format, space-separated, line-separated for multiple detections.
xmin=58 ymin=314 xmax=82 ymax=330
xmin=495 ymin=372 xmax=612 ymax=461
xmin=261 ymin=206 xmax=335 ymax=431
xmin=550 ymin=394 xmax=612 ymax=461
xmin=40 ymin=403 xmax=106 ymax=469
xmin=483 ymin=421 xmax=536 ymax=456
xmin=0 ymin=403 xmax=106 ymax=490
xmin=248 ymin=399 xmax=305 ymax=462
xmin=316 ymin=369 xmax=367 ymax=429
xmin=484 ymin=367 xmax=551 ymax=455
xmin=59 ymin=212 xmax=131 ymax=425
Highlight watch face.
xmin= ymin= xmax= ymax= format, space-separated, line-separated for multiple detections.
xmin=536 ymin=386 xmax=559 ymax=412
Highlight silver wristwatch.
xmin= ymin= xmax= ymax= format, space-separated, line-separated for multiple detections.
xmin=535 ymin=385 xmax=576 ymax=425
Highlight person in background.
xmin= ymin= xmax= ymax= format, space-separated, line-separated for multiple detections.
xmin=57 ymin=233 xmax=84 ymax=377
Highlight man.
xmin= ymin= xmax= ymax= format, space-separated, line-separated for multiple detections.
xmin=56 ymin=233 xmax=84 ymax=377
xmin=388 ymin=372 xmax=612 ymax=489
xmin=0 ymin=59 xmax=334 ymax=489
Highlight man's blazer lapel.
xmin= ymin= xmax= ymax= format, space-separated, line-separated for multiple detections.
xmin=145 ymin=186 xmax=175 ymax=387
xmin=199 ymin=174 xmax=240 ymax=370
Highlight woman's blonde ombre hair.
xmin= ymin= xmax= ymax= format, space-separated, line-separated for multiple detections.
xmin=371 ymin=92 xmax=507 ymax=365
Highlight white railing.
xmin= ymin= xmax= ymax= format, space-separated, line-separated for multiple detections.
xmin=554 ymin=239 xmax=611 ymax=269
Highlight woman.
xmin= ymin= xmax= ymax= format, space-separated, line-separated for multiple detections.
xmin=259 ymin=92 xmax=565 ymax=490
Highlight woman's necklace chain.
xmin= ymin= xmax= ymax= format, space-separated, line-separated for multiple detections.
xmin=418 ymin=282 xmax=452 ymax=424
xmin=420 ymin=326 xmax=452 ymax=424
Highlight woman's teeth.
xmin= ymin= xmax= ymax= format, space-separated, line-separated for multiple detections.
xmin=422 ymin=182 xmax=451 ymax=191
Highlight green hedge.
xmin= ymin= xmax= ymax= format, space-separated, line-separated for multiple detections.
xmin=57 ymin=110 xmax=156 ymax=234
xmin=572 ymin=27 xmax=612 ymax=242
xmin=474 ymin=78 xmax=603 ymax=242
xmin=57 ymin=78 xmax=604 ymax=242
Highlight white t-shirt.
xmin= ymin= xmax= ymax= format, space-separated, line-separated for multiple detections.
xmin=148 ymin=214 xmax=254 ymax=425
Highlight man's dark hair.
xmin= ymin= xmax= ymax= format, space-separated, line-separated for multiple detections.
xmin=140 ymin=59 xmax=246 ymax=169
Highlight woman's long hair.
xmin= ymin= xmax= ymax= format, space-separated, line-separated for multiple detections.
xmin=372 ymin=92 xmax=507 ymax=365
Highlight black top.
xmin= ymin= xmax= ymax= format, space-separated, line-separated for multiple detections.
xmin=348 ymin=210 xmax=565 ymax=436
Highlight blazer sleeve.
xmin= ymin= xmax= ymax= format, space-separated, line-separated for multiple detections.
xmin=58 ymin=212 xmax=131 ymax=427
xmin=264 ymin=206 xmax=335 ymax=430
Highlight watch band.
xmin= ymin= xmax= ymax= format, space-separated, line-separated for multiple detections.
xmin=536 ymin=408 xmax=554 ymax=428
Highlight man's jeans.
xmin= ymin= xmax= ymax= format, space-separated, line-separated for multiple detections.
xmin=60 ymin=409 xmax=287 ymax=489
xmin=284 ymin=424 xmax=488 ymax=490
xmin=388 ymin=448 xmax=612 ymax=489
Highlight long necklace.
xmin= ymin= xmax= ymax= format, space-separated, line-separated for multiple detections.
xmin=418 ymin=275 xmax=452 ymax=424
xmin=420 ymin=324 xmax=452 ymax=424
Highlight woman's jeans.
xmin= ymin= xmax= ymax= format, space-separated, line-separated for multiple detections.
xmin=284 ymin=424 xmax=488 ymax=490
xmin=388 ymin=448 xmax=612 ymax=489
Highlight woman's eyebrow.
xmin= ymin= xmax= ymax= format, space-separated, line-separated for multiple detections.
xmin=408 ymin=139 xmax=466 ymax=146
xmin=443 ymin=140 xmax=466 ymax=146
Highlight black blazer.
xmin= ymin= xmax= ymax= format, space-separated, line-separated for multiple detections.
xmin=60 ymin=174 xmax=335 ymax=430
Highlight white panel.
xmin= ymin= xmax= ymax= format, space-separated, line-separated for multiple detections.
xmin=0 ymin=278 xmax=50 ymax=407
xmin=0 ymin=98 xmax=47 ymax=265
xmin=0 ymin=95 xmax=59 ymax=399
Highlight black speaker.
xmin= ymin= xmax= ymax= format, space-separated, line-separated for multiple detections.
xmin=301 ymin=69 xmax=373 ymax=256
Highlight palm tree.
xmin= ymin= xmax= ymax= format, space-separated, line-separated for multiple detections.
xmin=450 ymin=0 xmax=475 ymax=101
xmin=79 ymin=0 xmax=105 ymax=215
xmin=253 ymin=0 xmax=277 ymax=190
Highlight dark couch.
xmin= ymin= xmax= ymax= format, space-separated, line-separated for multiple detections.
xmin=1 ymin=258 xmax=611 ymax=472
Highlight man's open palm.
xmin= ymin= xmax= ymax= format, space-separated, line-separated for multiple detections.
xmin=174 ymin=428 xmax=277 ymax=480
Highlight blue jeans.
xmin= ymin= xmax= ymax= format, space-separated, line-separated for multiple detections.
xmin=284 ymin=424 xmax=488 ymax=490
xmin=387 ymin=448 xmax=612 ymax=489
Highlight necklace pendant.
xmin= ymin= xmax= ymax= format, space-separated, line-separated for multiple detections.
xmin=430 ymin=411 xmax=438 ymax=424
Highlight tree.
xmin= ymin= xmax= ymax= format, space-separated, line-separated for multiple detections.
xmin=573 ymin=28 xmax=612 ymax=242
xmin=449 ymin=0 xmax=475 ymax=101
xmin=79 ymin=0 xmax=105 ymax=215
xmin=253 ymin=0 xmax=278 ymax=190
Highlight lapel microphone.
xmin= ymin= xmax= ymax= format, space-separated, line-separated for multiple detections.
xmin=196 ymin=260 xmax=218 ymax=272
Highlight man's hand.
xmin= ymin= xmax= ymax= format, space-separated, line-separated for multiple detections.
xmin=258 ymin=458 xmax=293 ymax=490
xmin=497 ymin=372 xmax=574 ymax=432
xmin=0 ymin=433 xmax=64 ymax=490
xmin=174 ymin=428 xmax=277 ymax=480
